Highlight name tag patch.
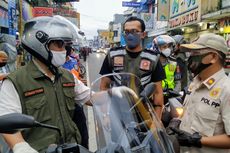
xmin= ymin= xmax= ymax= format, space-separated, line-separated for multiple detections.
xmin=24 ymin=88 xmax=44 ymax=97
xmin=201 ymin=97 xmax=220 ymax=108
xmin=140 ymin=59 xmax=151 ymax=71
xmin=113 ymin=56 xmax=124 ymax=67
xmin=63 ymin=82 xmax=75 ymax=87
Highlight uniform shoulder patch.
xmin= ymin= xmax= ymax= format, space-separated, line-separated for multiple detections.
xmin=113 ymin=56 xmax=124 ymax=67
xmin=24 ymin=88 xmax=44 ymax=97
xmin=140 ymin=59 xmax=151 ymax=71
xmin=209 ymin=88 xmax=221 ymax=99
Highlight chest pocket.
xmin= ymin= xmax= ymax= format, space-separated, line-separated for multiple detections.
xmin=63 ymin=87 xmax=75 ymax=118
xmin=191 ymin=99 xmax=220 ymax=136
xmin=25 ymin=94 xmax=51 ymax=123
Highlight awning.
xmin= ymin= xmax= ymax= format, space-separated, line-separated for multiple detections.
xmin=148 ymin=28 xmax=167 ymax=37
xmin=202 ymin=7 xmax=230 ymax=21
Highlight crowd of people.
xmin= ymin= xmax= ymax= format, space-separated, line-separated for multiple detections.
xmin=0 ymin=15 xmax=229 ymax=153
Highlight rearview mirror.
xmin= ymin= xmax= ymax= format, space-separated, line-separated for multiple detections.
xmin=0 ymin=113 xmax=37 ymax=134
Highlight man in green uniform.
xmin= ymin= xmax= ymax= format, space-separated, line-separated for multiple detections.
xmin=0 ymin=16 xmax=91 ymax=153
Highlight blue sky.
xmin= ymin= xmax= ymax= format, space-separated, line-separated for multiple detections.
xmin=74 ymin=0 xmax=126 ymax=39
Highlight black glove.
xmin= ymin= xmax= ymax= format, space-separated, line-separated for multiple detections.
xmin=170 ymin=127 xmax=202 ymax=148
xmin=166 ymin=118 xmax=181 ymax=135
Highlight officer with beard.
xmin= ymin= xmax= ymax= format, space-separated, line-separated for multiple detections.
xmin=99 ymin=16 xmax=165 ymax=119
xmin=170 ymin=33 xmax=230 ymax=153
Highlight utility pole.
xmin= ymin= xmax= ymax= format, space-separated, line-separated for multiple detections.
xmin=18 ymin=0 xmax=23 ymax=37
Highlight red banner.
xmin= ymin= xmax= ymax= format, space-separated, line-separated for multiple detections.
xmin=53 ymin=8 xmax=77 ymax=17
xmin=33 ymin=7 xmax=53 ymax=17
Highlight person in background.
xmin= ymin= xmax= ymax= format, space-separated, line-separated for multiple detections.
xmin=153 ymin=35 xmax=177 ymax=91
xmin=62 ymin=45 xmax=89 ymax=149
xmin=170 ymin=33 xmax=230 ymax=153
xmin=0 ymin=51 xmax=8 ymax=82
xmin=172 ymin=35 xmax=189 ymax=91
xmin=63 ymin=46 xmax=81 ymax=79
xmin=0 ymin=34 xmax=17 ymax=73
xmin=99 ymin=16 xmax=165 ymax=119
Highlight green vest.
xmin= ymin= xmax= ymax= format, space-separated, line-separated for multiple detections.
xmin=162 ymin=62 xmax=176 ymax=89
xmin=7 ymin=61 xmax=81 ymax=153
xmin=108 ymin=48 xmax=158 ymax=87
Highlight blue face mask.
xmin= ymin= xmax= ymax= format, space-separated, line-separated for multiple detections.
xmin=125 ymin=33 xmax=141 ymax=49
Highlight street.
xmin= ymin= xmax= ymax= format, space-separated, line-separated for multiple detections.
xmin=84 ymin=52 xmax=106 ymax=152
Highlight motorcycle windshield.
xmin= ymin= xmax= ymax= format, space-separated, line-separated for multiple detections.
xmin=90 ymin=73 xmax=175 ymax=153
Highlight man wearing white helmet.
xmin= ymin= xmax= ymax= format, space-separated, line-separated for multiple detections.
xmin=0 ymin=16 xmax=91 ymax=153
xmin=170 ymin=33 xmax=230 ymax=153
xmin=153 ymin=35 xmax=178 ymax=91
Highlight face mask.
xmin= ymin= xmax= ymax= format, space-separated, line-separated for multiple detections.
xmin=188 ymin=54 xmax=212 ymax=76
xmin=51 ymin=50 xmax=66 ymax=67
xmin=161 ymin=48 xmax=171 ymax=57
xmin=125 ymin=33 xmax=141 ymax=49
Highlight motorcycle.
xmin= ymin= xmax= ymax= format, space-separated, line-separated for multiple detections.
xmin=161 ymin=88 xmax=184 ymax=127
xmin=0 ymin=73 xmax=178 ymax=153
xmin=90 ymin=73 xmax=177 ymax=153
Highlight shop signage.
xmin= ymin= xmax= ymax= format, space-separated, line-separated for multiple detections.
xmin=141 ymin=13 xmax=154 ymax=31
xmin=53 ymin=8 xmax=77 ymax=17
xmin=0 ymin=8 xmax=9 ymax=28
xmin=8 ymin=0 xmax=17 ymax=35
xmin=169 ymin=0 xmax=201 ymax=29
xmin=33 ymin=7 xmax=53 ymax=17
xmin=122 ymin=1 xmax=141 ymax=7
xmin=157 ymin=0 xmax=169 ymax=21
xmin=169 ymin=8 xmax=200 ymax=29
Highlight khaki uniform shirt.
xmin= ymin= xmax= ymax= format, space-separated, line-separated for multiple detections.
xmin=179 ymin=69 xmax=230 ymax=153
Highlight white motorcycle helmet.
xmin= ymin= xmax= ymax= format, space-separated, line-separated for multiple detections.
xmin=21 ymin=16 xmax=74 ymax=74
xmin=153 ymin=35 xmax=175 ymax=58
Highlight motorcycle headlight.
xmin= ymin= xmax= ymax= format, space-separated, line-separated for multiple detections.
xmin=176 ymin=107 xmax=184 ymax=117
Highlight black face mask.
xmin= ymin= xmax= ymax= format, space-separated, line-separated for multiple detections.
xmin=0 ymin=62 xmax=6 ymax=67
xmin=125 ymin=33 xmax=141 ymax=49
xmin=188 ymin=54 xmax=212 ymax=76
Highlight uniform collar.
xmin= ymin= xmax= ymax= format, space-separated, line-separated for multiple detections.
xmin=189 ymin=68 xmax=225 ymax=91
xmin=202 ymin=68 xmax=225 ymax=89
xmin=30 ymin=59 xmax=62 ymax=81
